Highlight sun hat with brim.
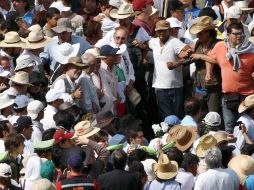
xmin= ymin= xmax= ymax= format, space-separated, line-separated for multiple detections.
xmin=62 ymin=56 xmax=85 ymax=67
xmin=106 ymin=144 xmax=124 ymax=151
xmin=0 ymin=163 xmax=12 ymax=178
xmin=24 ymin=30 xmax=52 ymax=50
xmin=235 ymin=1 xmax=254 ymax=12
xmin=73 ymin=120 xmax=100 ymax=138
xmin=0 ymin=31 xmax=26 ymax=48
xmin=85 ymin=48 xmax=106 ymax=59
xmin=152 ymin=153 xmax=178 ymax=180
xmin=0 ymin=94 xmax=14 ymax=110
xmin=189 ymin=16 xmax=216 ymax=35
xmin=110 ymin=3 xmax=137 ymax=19
xmin=15 ymin=54 xmax=36 ymax=71
xmin=196 ymin=134 xmax=217 ymax=157
xmin=214 ymin=131 xmax=236 ymax=145
xmin=52 ymin=18 xmax=73 ymax=33
xmin=227 ymin=6 xmax=242 ymax=19
xmin=155 ymin=20 xmax=170 ymax=31
xmin=228 ymin=155 xmax=254 ymax=185
xmin=81 ymin=53 xmax=96 ymax=67
xmin=9 ymin=71 xmax=32 ymax=86
xmin=53 ymin=43 xmax=80 ymax=64
xmin=167 ymin=125 xmax=183 ymax=143
xmin=34 ymin=139 xmax=55 ymax=150
xmin=238 ymin=94 xmax=254 ymax=113
xmin=96 ymin=111 xmax=114 ymax=128
xmin=166 ymin=17 xmax=182 ymax=28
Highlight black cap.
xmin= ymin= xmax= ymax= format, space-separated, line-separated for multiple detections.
xmin=169 ymin=0 xmax=185 ymax=11
xmin=16 ymin=116 xmax=32 ymax=129
xmin=100 ymin=45 xmax=120 ymax=56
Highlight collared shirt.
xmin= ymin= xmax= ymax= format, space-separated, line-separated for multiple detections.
xmin=40 ymin=105 xmax=58 ymax=130
xmin=181 ymin=115 xmax=198 ymax=127
xmin=22 ymin=136 xmax=34 ymax=157
xmin=175 ymin=168 xmax=195 ymax=190
xmin=145 ymin=179 xmax=181 ymax=190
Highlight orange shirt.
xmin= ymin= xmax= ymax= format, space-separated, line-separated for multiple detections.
xmin=208 ymin=41 xmax=254 ymax=95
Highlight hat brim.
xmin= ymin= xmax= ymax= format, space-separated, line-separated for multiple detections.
xmin=155 ymin=26 xmax=170 ymax=31
xmin=0 ymin=99 xmax=14 ymax=110
xmin=27 ymin=112 xmax=38 ymax=120
xmin=51 ymin=26 xmax=73 ymax=34
xmin=34 ymin=139 xmax=55 ymax=150
xmin=152 ymin=161 xmax=178 ymax=180
xmin=24 ymin=37 xmax=52 ymax=50
xmin=53 ymin=43 xmax=80 ymax=64
xmin=96 ymin=116 xmax=114 ymax=128
xmin=241 ymin=8 xmax=254 ymax=12
xmin=74 ymin=127 xmax=100 ymax=139
xmin=0 ymin=38 xmax=26 ymax=48
xmin=189 ymin=24 xmax=216 ymax=35
xmin=110 ymin=8 xmax=137 ymax=19
xmin=238 ymin=101 xmax=254 ymax=113
xmin=9 ymin=78 xmax=32 ymax=86
xmin=175 ymin=127 xmax=197 ymax=152
xmin=196 ymin=140 xmax=217 ymax=157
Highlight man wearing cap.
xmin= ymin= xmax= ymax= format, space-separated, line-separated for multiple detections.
xmin=15 ymin=54 xmax=36 ymax=74
xmin=40 ymin=18 xmax=91 ymax=80
xmin=53 ymin=130 xmax=75 ymax=149
xmin=41 ymin=89 xmax=64 ymax=130
xmin=0 ymin=94 xmax=14 ymax=121
xmin=149 ymin=20 xmax=191 ymax=119
xmin=0 ymin=163 xmax=21 ymax=189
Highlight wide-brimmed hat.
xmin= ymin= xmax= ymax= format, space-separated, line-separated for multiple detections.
xmin=28 ymin=24 xmax=42 ymax=32
xmin=169 ymin=127 xmax=197 ymax=152
xmin=167 ymin=125 xmax=184 ymax=142
xmin=0 ymin=31 xmax=26 ymax=48
xmin=85 ymin=48 xmax=106 ymax=59
xmin=9 ymin=71 xmax=31 ymax=86
xmin=0 ymin=94 xmax=14 ymax=110
xmin=155 ymin=20 xmax=170 ymax=31
xmin=73 ymin=120 xmax=100 ymax=138
xmin=15 ymin=54 xmax=36 ymax=71
xmin=228 ymin=155 xmax=254 ymax=185
xmin=227 ymin=6 xmax=242 ymax=19
xmin=62 ymin=56 xmax=85 ymax=67
xmin=25 ymin=30 xmax=52 ymax=49
xmin=238 ymin=94 xmax=254 ymax=113
xmin=53 ymin=43 xmax=80 ymax=64
xmin=27 ymin=100 xmax=44 ymax=120
xmin=152 ymin=153 xmax=178 ymax=180
xmin=127 ymin=88 xmax=141 ymax=107
xmin=96 ymin=110 xmax=114 ymax=128
xmin=189 ymin=16 xmax=216 ymax=35
xmin=34 ymin=139 xmax=54 ymax=150
xmin=214 ymin=131 xmax=236 ymax=145
xmin=110 ymin=3 xmax=137 ymax=19
xmin=52 ymin=18 xmax=73 ymax=33
xmin=196 ymin=134 xmax=217 ymax=157
xmin=235 ymin=1 xmax=254 ymax=12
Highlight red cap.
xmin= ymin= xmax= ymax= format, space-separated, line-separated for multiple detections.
xmin=53 ymin=130 xmax=74 ymax=144
xmin=132 ymin=0 xmax=153 ymax=11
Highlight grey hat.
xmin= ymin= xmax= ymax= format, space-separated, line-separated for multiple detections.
xmin=52 ymin=18 xmax=73 ymax=33
xmin=15 ymin=54 xmax=36 ymax=71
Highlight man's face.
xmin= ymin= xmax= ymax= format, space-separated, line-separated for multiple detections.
xmin=114 ymin=29 xmax=127 ymax=47
xmin=170 ymin=28 xmax=180 ymax=38
xmin=172 ymin=9 xmax=185 ymax=21
xmin=58 ymin=31 xmax=72 ymax=43
xmin=48 ymin=14 xmax=60 ymax=27
xmin=228 ymin=28 xmax=244 ymax=46
xmin=66 ymin=64 xmax=82 ymax=80
xmin=12 ymin=0 xmax=26 ymax=11
xmin=142 ymin=4 xmax=153 ymax=15
xmin=131 ymin=131 xmax=144 ymax=145
xmin=105 ymin=55 xmax=121 ymax=65
xmin=23 ymin=126 xmax=33 ymax=140
xmin=156 ymin=29 xmax=170 ymax=43
xmin=0 ymin=0 xmax=9 ymax=8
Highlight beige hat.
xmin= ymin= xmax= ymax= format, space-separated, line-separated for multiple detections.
xmin=85 ymin=48 xmax=106 ymax=59
xmin=167 ymin=125 xmax=183 ymax=141
xmin=32 ymin=178 xmax=55 ymax=190
xmin=0 ymin=94 xmax=14 ymax=110
xmin=228 ymin=155 xmax=254 ymax=185
xmin=0 ymin=31 xmax=26 ymax=48
xmin=110 ymin=3 xmax=137 ymax=19
xmin=235 ymin=1 xmax=254 ymax=12
xmin=214 ymin=131 xmax=237 ymax=145
xmin=155 ymin=20 xmax=170 ymax=31
xmin=189 ymin=16 xmax=216 ymax=35
xmin=9 ymin=71 xmax=31 ymax=86
xmin=196 ymin=134 xmax=217 ymax=157
xmin=28 ymin=24 xmax=42 ymax=32
xmin=81 ymin=53 xmax=96 ymax=67
xmin=52 ymin=18 xmax=73 ymax=33
xmin=25 ymin=30 xmax=52 ymax=49
xmin=152 ymin=153 xmax=178 ymax=180
xmin=249 ymin=36 xmax=254 ymax=43
xmin=238 ymin=94 xmax=254 ymax=113
xmin=63 ymin=56 xmax=85 ymax=67
xmin=127 ymin=88 xmax=141 ymax=107
xmin=74 ymin=120 xmax=100 ymax=138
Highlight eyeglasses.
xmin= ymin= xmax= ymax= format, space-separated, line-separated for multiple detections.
xmin=230 ymin=32 xmax=243 ymax=36
xmin=115 ymin=36 xmax=126 ymax=41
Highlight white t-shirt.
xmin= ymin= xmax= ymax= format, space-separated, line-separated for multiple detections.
xmin=194 ymin=168 xmax=240 ymax=190
xmin=149 ymin=37 xmax=186 ymax=89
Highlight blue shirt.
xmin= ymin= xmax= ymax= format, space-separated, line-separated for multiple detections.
xmin=145 ymin=179 xmax=181 ymax=190
xmin=181 ymin=115 xmax=198 ymax=127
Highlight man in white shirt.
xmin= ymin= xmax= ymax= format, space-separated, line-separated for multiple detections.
xmin=149 ymin=20 xmax=191 ymax=119
xmin=40 ymin=89 xmax=64 ymax=130
xmin=194 ymin=147 xmax=240 ymax=190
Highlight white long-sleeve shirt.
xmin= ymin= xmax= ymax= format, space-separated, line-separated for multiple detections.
xmin=40 ymin=105 xmax=57 ymax=130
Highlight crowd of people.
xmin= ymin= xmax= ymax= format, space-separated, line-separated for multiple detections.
xmin=0 ymin=0 xmax=254 ymax=189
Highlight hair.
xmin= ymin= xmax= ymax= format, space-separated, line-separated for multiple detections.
xmin=46 ymin=7 xmax=60 ymax=19
xmin=184 ymin=97 xmax=201 ymax=116
xmin=114 ymin=26 xmax=128 ymax=36
xmin=112 ymin=150 xmax=127 ymax=170
xmin=241 ymin=144 xmax=254 ymax=156
xmin=93 ymin=130 xmax=108 ymax=142
xmin=34 ymin=148 xmax=52 ymax=157
xmin=83 ymin=20 xmax=102 ymax=40
xmin=205 ymin=147 xmax=222 ymax=169
xmin=129 ymin=161 xmax=147 ymax=182
xmin=126 ymin=125 xmax=143 ymax=144
xmin=0 ymin=19 xmax=19 ymax=32
xmin=4 ymin=133 xmax=24 ymax=153
xmin=198 ymin=8 xmax=218 ymax=21
xmin=207 ymin=29 xmax=218 ymax=40
xmin=219 ymin=145 xmax=234 ymax=168
xmin=0 ymin=121 xmax=9 ymax=138
xmin=53 ymin=110 xmax=75 ymax=131
xmin=226 ymin=23 xmax=244 ymax=34
xmin=167 ymin=147 xmax=183 ymax=166
xmin=128 ymin=149 xmax=148 ymax=166
xmin=181 ymin=152 xmax=199 ymax=170
xmin=42 ymin=128 xmax=57 ymax=141
xmin=119 ymin=114 xmax=142 ymax=134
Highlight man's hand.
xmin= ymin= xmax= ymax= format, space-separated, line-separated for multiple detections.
xmin=75 ymin=136 xmax=89 ymax=145
xmin=167 ymin=61 xmax=179 ymax=70
xmin=72 ymin=87 xmax=82 ymax=99
xmin=190 ymin=53 xmax=202 ymax=61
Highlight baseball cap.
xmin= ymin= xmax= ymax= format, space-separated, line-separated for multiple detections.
xmin=14 ymin=95 xmax=30 ymax=109
xmin=15 ymin=54 xmax=36 ymax=71
xmin=15 ymin=116 xmax=32 ymax=128
xmin=164 ymin=115 xmax=181 ymax=126
xmin=166 ymin=17 xmax=182 ymax=28
xmin=227 ymin=6 xmax=242 ymax=19
xmin=46 ymin=89 xmax=64 ymax=103
xmin=0 ymin=163 xmax=12 ymax=178
xmin=53 ymin=130 xmax=74 ymax=144
xmin=155 ymin=20 xmax=170 ymax=31
xmin=203 ymin=112 xmax=221 ymax=127
xmin=100 ymin=45 xmax=121 ymax=56
xmin=27 ymin=100 xmax=44 ymax=120
xmin=132 ymin=0 xmax=153 ymax=11
xmin=68 ymin=153 xmax=83 ymax=168
xmin=169 ymin=0 xmax=185 ymax=11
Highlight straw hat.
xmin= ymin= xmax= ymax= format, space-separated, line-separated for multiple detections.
xmin=28 ymin=24 xmax=42 ymax=32
xmin=189 ymin=16 xmax=216 ymax=35
xmin=73 ymin=120 xmax=100 ymax=138
xmin=235 ymin=1 xmax=254 ymax=12
xmin=0 ymin=94 xmax=14 ymax=110
xmin=196 ymin=134 xmax=217 ymax=157
xmin=127 ymin=88 xmax=141 ymax=107
xmin=63 ymin=56 xmax=85 ymax=67
xmin=238 ymin=94 xmax=254 ymax=113
xmin=9 ymin=71 xmax=31 ymax=86
xmin=25 ymin=30 xmax=52 ymax=49
xmin=228 ymin=155 xmax=254 ymax=185
xmin=52 ymin=18 xmax=73 ymax=34
xmin=0 ymin=31 xmax=26 ymax=48
xmin=170 ymin=127 xmax=197 ymax=152
xmin=167 ymin=125 xmax=183 ymax=142
xmin=152 ymin=153 xmax=178 ymax=180
xmin=214 ymin=131 xmax=236 ymax=145
xmin=110 ymin=3 xmax=137 ymax=19
xmin=52 ymin=43 xmax=80 ymax=64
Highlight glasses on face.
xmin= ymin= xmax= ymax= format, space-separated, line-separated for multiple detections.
xmin=115 ymin=36 xmax=126 ymax=41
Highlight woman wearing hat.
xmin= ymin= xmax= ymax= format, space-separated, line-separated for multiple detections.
xmin=189 ymin=16 xmax=222 ymax=113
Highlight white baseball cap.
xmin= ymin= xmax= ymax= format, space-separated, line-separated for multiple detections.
xmin=227 ymin=6 xmax=242 ymax=19
xmin=203 ymin=112 xmax=221 ymax=127
xmin=166 ymin=17 xmax=182 ymax=28
xmin=109 ymin=0 xmax=123 ymax=9
xmin=46 ymin=89 xmax=64 ymax=103
xmin=27 ymin=100 xmax=44 ymax=120
xmin=0 ymin=163 xmax=12 ymax=178
xmin=14 ymin=95 xmax=30 ymax=109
